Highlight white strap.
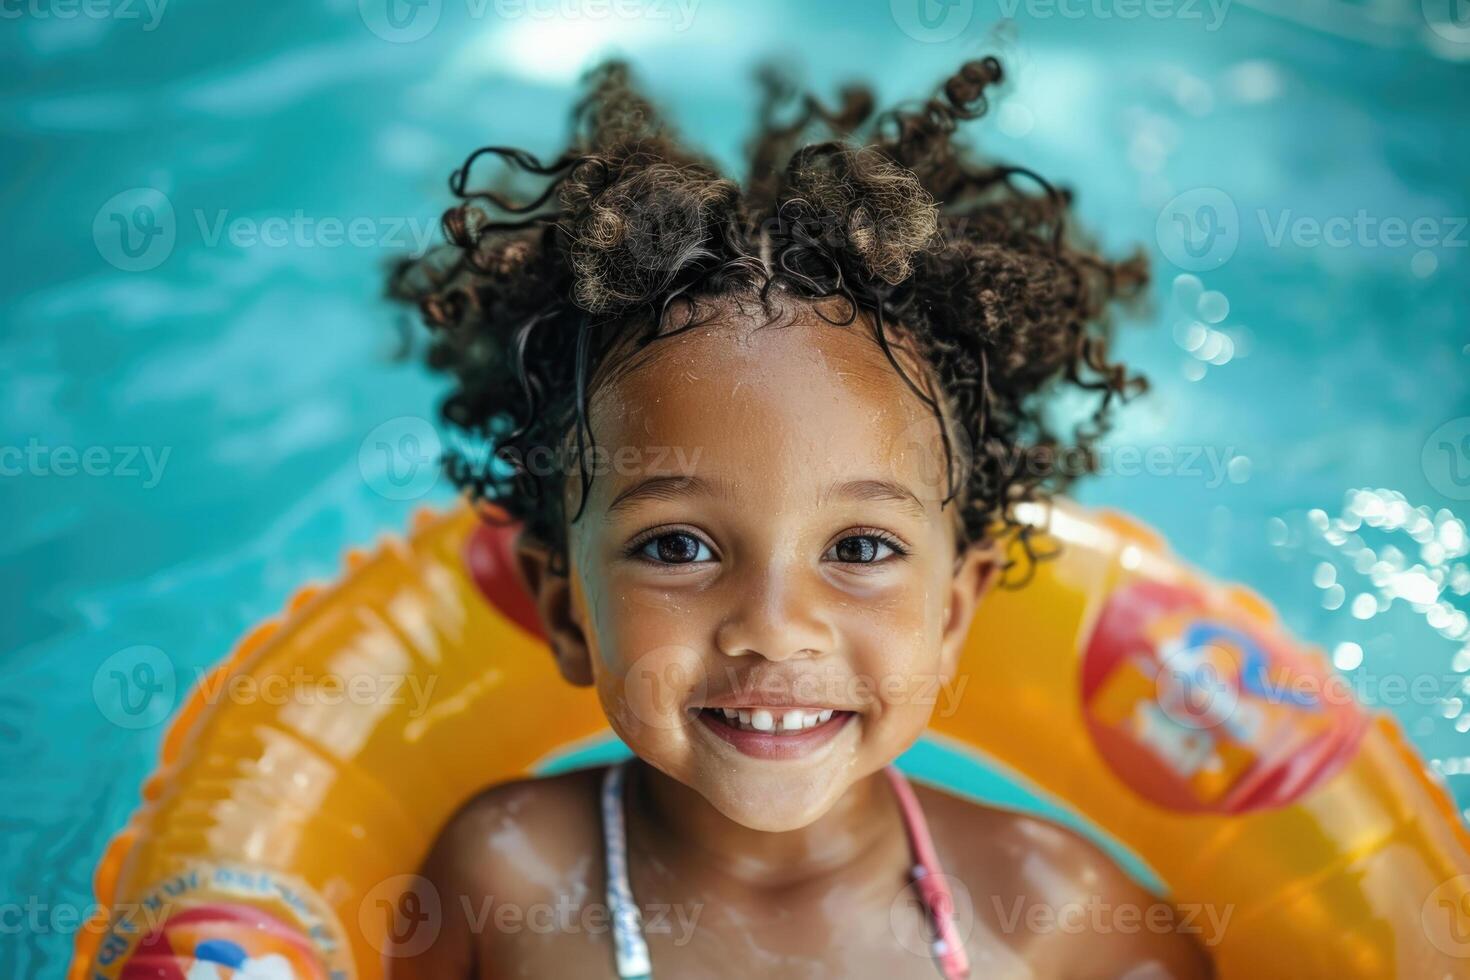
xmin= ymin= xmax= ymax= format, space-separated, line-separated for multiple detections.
xmin=601 ymin=760 xmax=653 ymax=979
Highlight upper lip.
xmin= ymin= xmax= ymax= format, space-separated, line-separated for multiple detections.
xmin=696 ymin=693 xmax=855 ymax=712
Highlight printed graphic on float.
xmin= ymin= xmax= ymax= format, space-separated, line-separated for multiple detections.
xmin=92 ymin=865 xmax=349 ymax=979
xmin=1081 ymin=579 xmax=1367 ymax=814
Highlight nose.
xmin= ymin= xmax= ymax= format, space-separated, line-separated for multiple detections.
xmin=714 ymin=556 xmax=834 ymax=662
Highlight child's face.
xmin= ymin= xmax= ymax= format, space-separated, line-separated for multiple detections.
xmin=527 ymin=301 xmax=996 ymax=832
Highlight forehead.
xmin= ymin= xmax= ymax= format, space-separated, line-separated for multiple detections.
xmin=579 ymin=303 xmax=945 ymax=505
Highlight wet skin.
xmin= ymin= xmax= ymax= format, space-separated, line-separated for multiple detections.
xmin=392 ymin=299 xmax=1216 ymax=979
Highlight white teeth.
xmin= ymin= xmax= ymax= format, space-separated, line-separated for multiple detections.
xmin=708 ymin=707 xmax=842 ymax=734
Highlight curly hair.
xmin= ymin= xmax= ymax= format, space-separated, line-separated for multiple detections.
xmin=388 ymin=57 xmax=1148 ymax=582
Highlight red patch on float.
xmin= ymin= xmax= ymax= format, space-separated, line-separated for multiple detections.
xmin=1081 ymin=579 xmax=1367 ymax=814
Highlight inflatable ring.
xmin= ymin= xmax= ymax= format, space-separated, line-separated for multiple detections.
xmin=71 ymin=499 xmax=1470 ymax=978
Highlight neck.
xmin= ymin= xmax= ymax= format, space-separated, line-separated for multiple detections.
xmin=626 ymin=758 xmax=908 ymax=892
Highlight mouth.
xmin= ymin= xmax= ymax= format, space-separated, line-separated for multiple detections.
xmin=691 ymin=706 xmax=856 ymax=760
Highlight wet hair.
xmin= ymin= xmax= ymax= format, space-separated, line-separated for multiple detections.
xmin=389 ymin=57 xmax=1148 ymax=581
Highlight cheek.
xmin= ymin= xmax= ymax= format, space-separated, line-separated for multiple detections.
xmin=841 ymin=576 xmax=949 ymax=719
xmin=586 ymin=593 xmax=712 ymax=744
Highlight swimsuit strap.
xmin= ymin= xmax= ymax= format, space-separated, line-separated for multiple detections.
xmin=601 ymin=760 xmax=653 ymax=980
xmin=599 ymin=760 xmax=968 ymax=980
xmin=885 ymin=764 xmax=971 ymax=980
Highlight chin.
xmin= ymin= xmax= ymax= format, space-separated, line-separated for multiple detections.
xmin=696 ymin=772 xmax=848 ymax=832
xmin=681 ymin=707 xmax=876 ymax=826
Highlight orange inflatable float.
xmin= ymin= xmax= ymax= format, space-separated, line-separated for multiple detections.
xmin=71 ymin=498 xmax=1470 ymax=978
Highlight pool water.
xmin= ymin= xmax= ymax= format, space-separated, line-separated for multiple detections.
xmin=3 ymin=1 xmax=1467 ymax=974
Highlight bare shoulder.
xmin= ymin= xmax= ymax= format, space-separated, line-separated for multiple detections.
xmin=386 ymin=766 xmax=608 ymax=980
xmin=427 ymin=765 xmax=606 ymax=898
xmin=912 ymin=782 xmax=1217 ymax=979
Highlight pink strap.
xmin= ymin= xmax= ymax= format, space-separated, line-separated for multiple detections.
xmin=885 ymin=766 xmax=970 ymax=980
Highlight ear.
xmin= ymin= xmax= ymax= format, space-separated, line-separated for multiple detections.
xmin=939 ymin=541 xmax=1002 ymax=679
xmin=513 ymin=536 xmax=594 ymax=687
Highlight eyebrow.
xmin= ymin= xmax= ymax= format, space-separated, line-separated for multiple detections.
xmin=603 ymin=474 xmax=929 ymax=522
xmin=604 ymin=474 xmax=739 ymax=519
xmin=824 ymin=478 xmax=930 ymax=522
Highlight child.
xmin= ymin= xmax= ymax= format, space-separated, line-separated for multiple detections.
xmin=386 ymin=58 xmax=1213 ymax=979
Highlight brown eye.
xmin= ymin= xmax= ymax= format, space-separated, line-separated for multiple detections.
xmin=828 ymin=534 xmax=900 ymax=564
xmin=636 ymin=532 xmax=711 ymax=565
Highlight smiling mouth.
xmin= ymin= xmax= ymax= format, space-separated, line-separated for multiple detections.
xmin=691 ymin=706 xmax=856 ymax=759
xmin=697 ymin=707 xmax=845 ymax=734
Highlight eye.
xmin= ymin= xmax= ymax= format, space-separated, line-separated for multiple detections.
xmin=825 ymin=531 xmax=909 ymax=565
xmin=631 ymin=530 xmax=714 ymax=566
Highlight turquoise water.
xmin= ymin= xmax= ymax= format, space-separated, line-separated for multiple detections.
xmin=3 ymin=1 xmax=1468 ymax=974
